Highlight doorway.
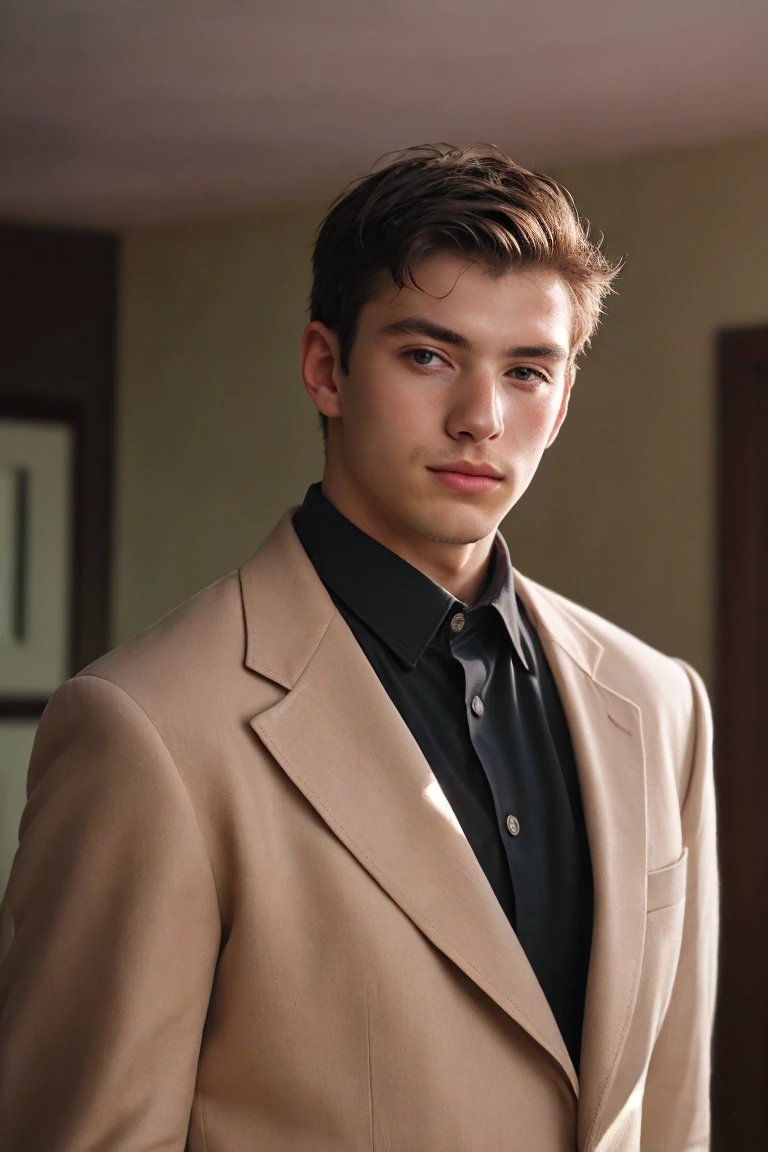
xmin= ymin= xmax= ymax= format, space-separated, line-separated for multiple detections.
xmin=712 ymin=325 xmax=768 ymax=1148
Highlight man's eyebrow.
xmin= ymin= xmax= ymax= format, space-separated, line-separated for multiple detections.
xmin=511 ymin=343 xmax=570 ymax=362
xmin=379 ymin=316 xmax=569 ymax=362
xmin=379 ymin=316 xmax=472 ymax=350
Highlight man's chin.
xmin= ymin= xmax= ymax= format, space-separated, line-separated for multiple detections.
xmin=404 ymin=503 xmax=500 ymax=547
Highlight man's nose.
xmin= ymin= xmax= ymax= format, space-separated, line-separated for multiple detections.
xmin=445 ymin=367 xmax=504 ymax=441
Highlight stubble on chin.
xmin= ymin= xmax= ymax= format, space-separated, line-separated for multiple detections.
xmin=400 ymin=501 xmax=496 ymax=548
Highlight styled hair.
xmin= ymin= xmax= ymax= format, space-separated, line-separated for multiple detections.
xmin=310 ymin=143 xmax=621 ymax=437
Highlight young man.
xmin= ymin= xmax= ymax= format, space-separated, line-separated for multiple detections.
xmin=0 ymin=145 xmax=717 ymax=1151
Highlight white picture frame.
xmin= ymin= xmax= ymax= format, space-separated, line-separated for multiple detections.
xmin=0 ymin=416 xmax=73 ymax=705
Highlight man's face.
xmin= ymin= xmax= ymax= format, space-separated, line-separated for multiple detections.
xmin=317 ymin=251 xmax=574 ymax=549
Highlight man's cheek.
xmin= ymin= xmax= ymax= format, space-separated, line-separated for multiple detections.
xmin=508 ymin=403 xmax=553 ymax=448
xmin=382 ymin=394 xmax=428 ymax=433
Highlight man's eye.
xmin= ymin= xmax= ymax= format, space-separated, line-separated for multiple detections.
xmin=510 ymin=366 xmax=547 ymax=384
xmin=409 ymin=349 xmax=443 ymax=367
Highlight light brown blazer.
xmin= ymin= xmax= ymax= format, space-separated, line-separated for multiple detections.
xmin=0 ymin=509 xmax=718 ymax=1151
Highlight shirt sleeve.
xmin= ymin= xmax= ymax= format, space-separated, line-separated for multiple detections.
xmin=0 ymin=673 xmax=221 ymax=1151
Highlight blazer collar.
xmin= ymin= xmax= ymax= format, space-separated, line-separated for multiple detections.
xmin=241 ymin=510 xmax=648 ymax=1150
xmin=511 ymin=568 xmax=604 ymax=681
xmin=239 ymin=508 xmax=335 ymax=690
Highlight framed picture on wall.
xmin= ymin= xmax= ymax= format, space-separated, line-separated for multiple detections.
xmin=0 ymin=409 xmax=77 ymax=716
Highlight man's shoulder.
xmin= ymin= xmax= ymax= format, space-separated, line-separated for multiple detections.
xmin=74 ymin=566 xmax=256 ymax=725
xmin=73 ymin=508 xmax=327 ymax=729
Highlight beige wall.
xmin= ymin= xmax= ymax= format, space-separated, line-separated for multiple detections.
xmin=115 ymin=205 xmax=325 ymax=643
xmin=116 ymin=135 xmax=768 ymax=684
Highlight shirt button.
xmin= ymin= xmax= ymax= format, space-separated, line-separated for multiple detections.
xmin=450 ymin=612 xmax=466 ymax=633
xmin=506 ymin=814 xmax=521 ymax=836
xmin=471 ymin=695 xmax=484 ymax=717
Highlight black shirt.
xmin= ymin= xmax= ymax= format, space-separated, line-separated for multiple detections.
xmin=293 ymin=483 xmax=593 ymax=1071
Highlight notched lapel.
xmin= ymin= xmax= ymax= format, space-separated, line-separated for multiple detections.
xmin=515 ymin=575 xmax=648 ymax=1152
xmin=252 ymin=611 xmax=579 ymax=1096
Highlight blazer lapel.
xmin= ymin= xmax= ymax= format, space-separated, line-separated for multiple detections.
xmin=515 ymin=573 xmax=648 ymax=1152
xmin=241 ymin=512 xmax=578 ymax=1096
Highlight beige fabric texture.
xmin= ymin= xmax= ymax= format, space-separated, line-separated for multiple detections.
xmin=0 ymin=509 xmax=718 ymax=1151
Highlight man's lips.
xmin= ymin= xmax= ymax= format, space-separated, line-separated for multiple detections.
xmin=427 ymin=465 xmax=504 ymax=494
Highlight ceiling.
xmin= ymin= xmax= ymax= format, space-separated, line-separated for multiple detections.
xmin=1 ymin=0 xmax=767 ymax=228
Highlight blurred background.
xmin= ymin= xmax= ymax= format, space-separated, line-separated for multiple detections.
xmin=1 ymin=1 xmax=766 ymax=1146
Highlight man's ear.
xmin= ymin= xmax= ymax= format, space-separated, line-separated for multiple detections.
xmin=545 ymin=362 xmax=576 ymax=449
xmin=300 ymin=321 xmax=344 ymax=419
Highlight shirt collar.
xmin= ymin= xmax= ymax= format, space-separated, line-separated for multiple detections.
xmin=478 ymin=529 xmax=530 ymax=671
xmin=293 ymin=482 xmax=530 ymax=672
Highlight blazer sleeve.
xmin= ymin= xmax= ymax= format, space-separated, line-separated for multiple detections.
xmin=640 ymin=659 xmax=719 ymax=1151
xmin=0 ymin=674 xmax=221 ymax=1151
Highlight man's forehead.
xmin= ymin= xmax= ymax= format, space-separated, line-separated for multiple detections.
xmin=363 ymin=260 xmax=573 ymax=348
xmin=367 ymin=257 xmax=569 ymax=311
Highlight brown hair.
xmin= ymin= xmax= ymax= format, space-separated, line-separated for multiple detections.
xmin=310 ymin=143 xmax=621 ymax=436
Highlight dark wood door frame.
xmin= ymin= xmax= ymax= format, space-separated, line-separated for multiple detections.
xmin=712 ymin=325 xmax=768 ymax=1148
xmin=0 ymin=222 xmax=118 ymax=715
